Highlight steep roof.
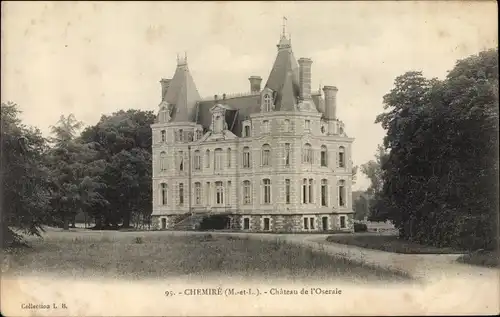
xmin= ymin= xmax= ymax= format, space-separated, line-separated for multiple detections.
xmin=164 ymin=62 xmax=201 ymax=122
xmin=264 ymin=35 xmax=301 ymax=111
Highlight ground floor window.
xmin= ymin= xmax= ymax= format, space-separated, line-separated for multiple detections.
xmin=161 ymin=218 xmax=167 ymax=229
xmin=340 ymin=216 xmax=347 ymax=229
xmin=263 ymin=217 xmax=270 ymax=231
xmin=303 ymin=216 xmax=316 ymax=230
xmin=322 ymin=216 xmax=329 ymax=231
xmin=243 ymin=217 xmax=250 ymax=230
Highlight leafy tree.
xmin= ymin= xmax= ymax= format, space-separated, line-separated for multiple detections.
xmin=360 ymin=144 xmax=388 ymax=220
xmin=1 ymin=102 xmax=51 ymax=246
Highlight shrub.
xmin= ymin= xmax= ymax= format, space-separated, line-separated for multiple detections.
xmin=354 ymin=223 xmax=368 ymax=232
xmin=134 ymin=237 xmax=143 ymax=244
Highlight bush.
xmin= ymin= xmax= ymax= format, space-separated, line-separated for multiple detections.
xmin=134 ymin=237 xmax=143 ymax=244
xmin=457 ymin=250 xmax=499 ymax=268
xmin=354 ymin=223 xmax=368 ymax=232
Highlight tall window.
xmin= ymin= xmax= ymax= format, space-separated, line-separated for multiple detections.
xmin=205 ymin=182 xmax=210 ymax=205
xmin=284 ymin=143 xmax=290 ymax=167
xmin=243 ymin=147 xmax=251 ymax=168
xmin=262 ymin=120 xmax=270 ymax=134
xmin=338 ymin=146 xmax=345 ymax=168
xmin=340 ymin=216 xmax=347 ymax=229
xmin=243 ymin=180 xmax=251 ymax=205
xmin=194 ymin=150 xmax=201 ymax=170
xmin=305 ymin=120 xmax=311 ymax=130
xmin=196 ymin=129 xmax=203 ymax=140
xmin=320 ymin=145 xmax=328 ymax=167
xmin=339 ymin=180 xmax=346 ymax=207
xmin=309 ymin=217 xmax=315 ymax=230
xmin=178 ymin=151 xmax=184 ymax=171
xmin=243 ymin=218 xmax=250 ymax=230
xmin=308 ymin=179 xmax=314 ymax=203
xmin=194 ymin=182 xmax=202 ymax=205
xmin=161 ymin=183 xmax=167 ymax=205
xmin=179 ymin=129 xmax=184 ymax=142
xmin=161 ymin=130 xmax=166 ymax=142
xmin=264 ymin=94 xmax=272 ymax=112
xmin=284 ymin=119 xmax=290 ymax=132
xmin=179 ymin=183 xmax=184 ymax=205
xmin=227 ymin=148 xmax=232 ymax=168
xmin=160 ymin=151 xmax=167 ymax=172
xmin=262 ymin=144 xmax=271 ymax=166
xmin=321 ymin=179 xmax=328 ymax=206
xmin=303 ymin=217 xmax=309 ymax=229
xmin=302 ymin=179 xmax=308 ymax=204
xmin=205 ymin=150 xmax=210 ymax=168
xmin=263 ymin=217 xmax=271 ymax=231
xmin=215 ymin=181 xmax=224 ymax=205
xmin=303 ymin=143 xmax=312 ymax=163
xmin=285 ymin=179 xmax=291 ymax=204
xmin=244 ymin=125 xmax=251 ymax=137
xmin=214 ymin=148 xmax=223 ymax=171
xmin=263 ymin=179 xmax=271 ymax=204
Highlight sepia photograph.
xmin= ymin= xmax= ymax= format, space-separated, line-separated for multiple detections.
xmin=1 ymin=1 xmax=499 ymax=316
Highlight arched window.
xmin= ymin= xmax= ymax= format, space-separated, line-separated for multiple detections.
xmin=321 ymin=179 xmax=328 ymax=206
xmin=179 ymin=183 xmax=184 ymax=205
xmin=194 ymin=182 xmax=202 ymax=205
xmin=285 ymin=179 xmax=291 ymax=204
xmin=302 ymin=143 xmax=312 ymax=163
xmin=284 ymin=143 xmax=291 ymax=167
xmin=161 ymin=130 xmax=166 ymax=142
xmin=214 ymin=148 xmax=223 ymax=170
xmin=338 ymin=146 xmax=345 ymax=168
xmin=264 ymin=94 xmax=272 ymax=112
xmin=205 ymin=150 xmax=210 ymax=168
xmin=242 ymin=147 xmax=251 ymax=168
xmin=161 ymin=183 xmax=167 ymax=205
xmin=178 ymin=151 xmax=184 ymax=171
xmin=338 ymin=180 xmax=346 ymax=207
xmin=262 ymin=144 xmax=271 ymax=166
xmin=227 ymin=148 xmax=232 ymax=168
xmin=194 ymin=150 xmax=201 ymax=170
xmin=320 ymin=145 xmax=328 ymax=167
xmin=243 ymin=180 xmax=251 ymax=205
xmin=308 ymin=179 xmax=314 ymax=203
xmin=284 ymin=119 xmax=290 ymax=132
xmin=179 ymin=129 xmax=184 ymax=142
xmin=263 ymin=179 xmax=271 ymax=204
xmin=215 ymin=181 xmax=224 ymax=205
xmin=302 ymin=179 xmax=308 ymax=204
xmin=160 ymin=151 xmax=167 ymax=172
xmin=244 ymin=125 xmax=251 ymax=137
xmin=196 ymin=129 xmax=203 ymax=140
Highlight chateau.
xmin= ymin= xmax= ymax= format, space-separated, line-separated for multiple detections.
xmin=151 ymin=24 xmax=355 ymax=232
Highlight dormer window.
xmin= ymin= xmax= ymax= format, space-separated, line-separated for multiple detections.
xmin=161 ymin=130 xmax=166 ymax=142
xmin=264 ymin=94 xmax=272 ymax=112
xmin=244 ymin=125 xmax=251 ymax=137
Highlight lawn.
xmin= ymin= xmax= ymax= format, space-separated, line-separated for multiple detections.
xmin=3 ymin=229 xmax=410 ymax=283
xmin=456 ymin=250 xmax=499 ymax=268
xmin=326 ymin=233 xmax=465 ymax=254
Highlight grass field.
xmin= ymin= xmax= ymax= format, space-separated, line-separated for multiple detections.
xmin=3 ymin=229 xmax=411 ymax=283
xmin=326 ymin=234 xmax=465 ymax=254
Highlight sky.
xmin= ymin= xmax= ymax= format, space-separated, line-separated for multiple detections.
xmin=1 ymin=1 xmax=498 ymax=190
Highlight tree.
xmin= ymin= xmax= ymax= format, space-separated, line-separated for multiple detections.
xmin=375 ymin=49 xmax=498 ymax=250
xmin=1 ymin=102 xmax=51 ymax=246
xmin=360 ymin=144 xmax=388 ymax=220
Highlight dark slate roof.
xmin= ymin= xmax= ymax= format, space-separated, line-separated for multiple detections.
xmin=164 ymin=62 xmax=201 ymax=122
xmin=195 ymin=94 xmax=260 ymax=136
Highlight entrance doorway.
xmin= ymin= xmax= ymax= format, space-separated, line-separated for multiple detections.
xmin=199 ymin=215 xmax=231 ymax=230
xmin=322 ymin=217 xmax=328 ymax=231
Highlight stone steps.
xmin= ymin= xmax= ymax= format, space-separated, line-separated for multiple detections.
xmin=171 ymin=213 xmax=207 ymax=230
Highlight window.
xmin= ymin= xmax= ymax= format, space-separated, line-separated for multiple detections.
xmin=263 ymin=179 xmax=271 ymax=204
xmin=194 ymin=182 xmax=202 ymax=205
xmin=262 ymin=120 xmax=270 ymax=134
xmin=179 ymin=129 xmax=184 ymax=142
xmin=194 ymin=150 xmax=201 ymax=170
xmin=303 ymin=143 xmax=312 ymax=163
xmin=161 ymin=130 xmax=166 ymax=142
xmin=308 ymin=179 xmax=313 ymax=203
xmin=161 ymin=218 xmax=167 ymax=229
xmin=320 ymin=145 xmax=328 ymax=167
xmin=320 ymin=125 xmax=325 ymax=134
xmin=243 ymin=180 xmax=251 ymax=205
xmin=161 ymin=183 xmax=167 ymax=205
xmin=338 ymin=146 xmax=345 ymax=168
xmin=285 ymin=179 xmax=290 ymax=204
xmin=262 ymin=144 xmax=271 ymax=167
xmin=205 ymin=182 xmax=210 ymax=205
xmin=340 ymin=216 xmax=347 ymax=229
xmin=186 ymin=131 xmax=193 ymax=142
xmin=305 ymin=120 xmax=310 ymax=130
xmin=227 ymin=148 xmax=231 ymax=168
xmin=227 ymin=181 xmax=231 ymax=205
xmin=196 ymin=129 xmax=203 ymax=140
xmin=214 ymin=148 xmax=223 ymax=171
xmin=160 ymin=151 xmax=167 ymax=172
xmin=310 ymin=218 xmax=315 ymax=230
xmin=302 ymin=179 xmax=308 ymax=204
xmin=179 ymin=183 xmax=184 ymax=205
xmin=178 ymin=151 xmax=184 ymax=171
xmin=215 ymin=181 xmax=224 ymax=205
xmin=284 ymin=143 xmax=290 ymax=167
xmin=284 ymin=119 xmax=290 ymax=132
xmin=264 ymin=94 xmax=272 ymax=112
xmin=244 ymin=125 xmax=251 ymax=137
xmin=263 ymin=217 xmax=271 ymax=231
xmin=243 ymin=147 xmax=251 ymax=168
xmin=205 ymin=150 xmax=210 ymax=168
xmin=321 ymin=179 xmax=328 ymax=206
xmin=243 ymin=218 xmax=250 ymax=230
xmin=303 ymin=218 xmax=309 ymax=230
xmin=339 ymin=180 xmax=346 ymax=207
xmin=303 ymin=217 xmax=316 ymax=230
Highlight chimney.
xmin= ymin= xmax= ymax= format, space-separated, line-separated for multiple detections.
xmin=323 ymin=86 xmax=338 ymax=134
xmin=160 ymin=78 xmax=171 ymax=102
xmin=248 ymin=76 xmax=262 ymax=93
xmin=298 ymin=58 xmax=313 ymax=100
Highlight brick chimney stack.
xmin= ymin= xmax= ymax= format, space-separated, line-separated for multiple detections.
xmin=248 ymin=76 xmax=262 ymax=93
xmin=160 ymin=78 xmax=171 ymax=102
xmin=298 ymin=58 xmax=313 ymax=100
xmin=323 ymin=86 xmax=338 ymax=134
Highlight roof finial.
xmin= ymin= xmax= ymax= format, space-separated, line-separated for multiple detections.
xmin=282 ymin=16 xmax=287 ymax=38
xmin=176 ymin=53 xmax=179 ymax=64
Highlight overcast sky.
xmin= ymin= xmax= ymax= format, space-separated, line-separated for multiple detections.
xmin=1 ymin=1 xmax=498 ymax=190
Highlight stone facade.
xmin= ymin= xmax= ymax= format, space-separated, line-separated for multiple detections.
xmin=151 ymin=25 xmax=355 ymax=233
